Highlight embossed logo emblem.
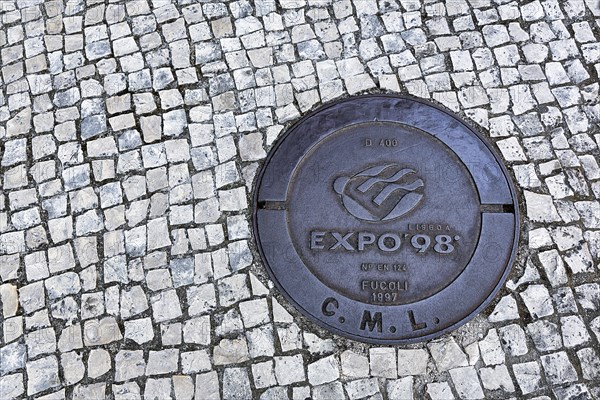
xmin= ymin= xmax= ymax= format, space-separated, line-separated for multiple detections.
xmin=333 ymin=164 xmax=424 ymax=222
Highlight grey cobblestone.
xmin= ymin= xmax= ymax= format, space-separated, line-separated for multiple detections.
xmin=0 ymin=0 xmax=599 ymax=398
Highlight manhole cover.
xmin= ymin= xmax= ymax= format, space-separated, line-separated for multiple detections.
xmin=253 ymin=95 xmax=519 ymax=344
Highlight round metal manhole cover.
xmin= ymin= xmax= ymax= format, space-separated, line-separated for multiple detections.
xmin=253 ymin=95 xmax=519 ymax=344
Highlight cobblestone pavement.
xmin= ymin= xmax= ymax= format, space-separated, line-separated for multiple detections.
xmin=1 ymin=0 xmax=600 ymax=398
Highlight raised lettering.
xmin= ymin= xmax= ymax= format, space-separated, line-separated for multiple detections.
xmin=310 ymin=231 xmax=325 ymax=249
xmin=331 ymin=232 xmax=354 ymax=250
xmin=308 ymin=230 xmax=458 ymax=254
xmin=378 ymin=233 xmax=401 ymax=252
xmin=321 ymin=297 xmax=338 ymax=317
xmin=360 ymin=310 xmax=383 ymax=332
xmin=408 ymin=310 xmax=427 ymax=331
xmin=358 ymin=232 xmax=376 ymax=251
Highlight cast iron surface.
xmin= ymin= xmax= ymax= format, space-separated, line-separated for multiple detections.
xmin=253 ymin=95 xmax=520 ymax=344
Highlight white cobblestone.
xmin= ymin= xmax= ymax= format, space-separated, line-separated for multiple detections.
xmin=2 ymin=0 xmax=598 ymax=397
